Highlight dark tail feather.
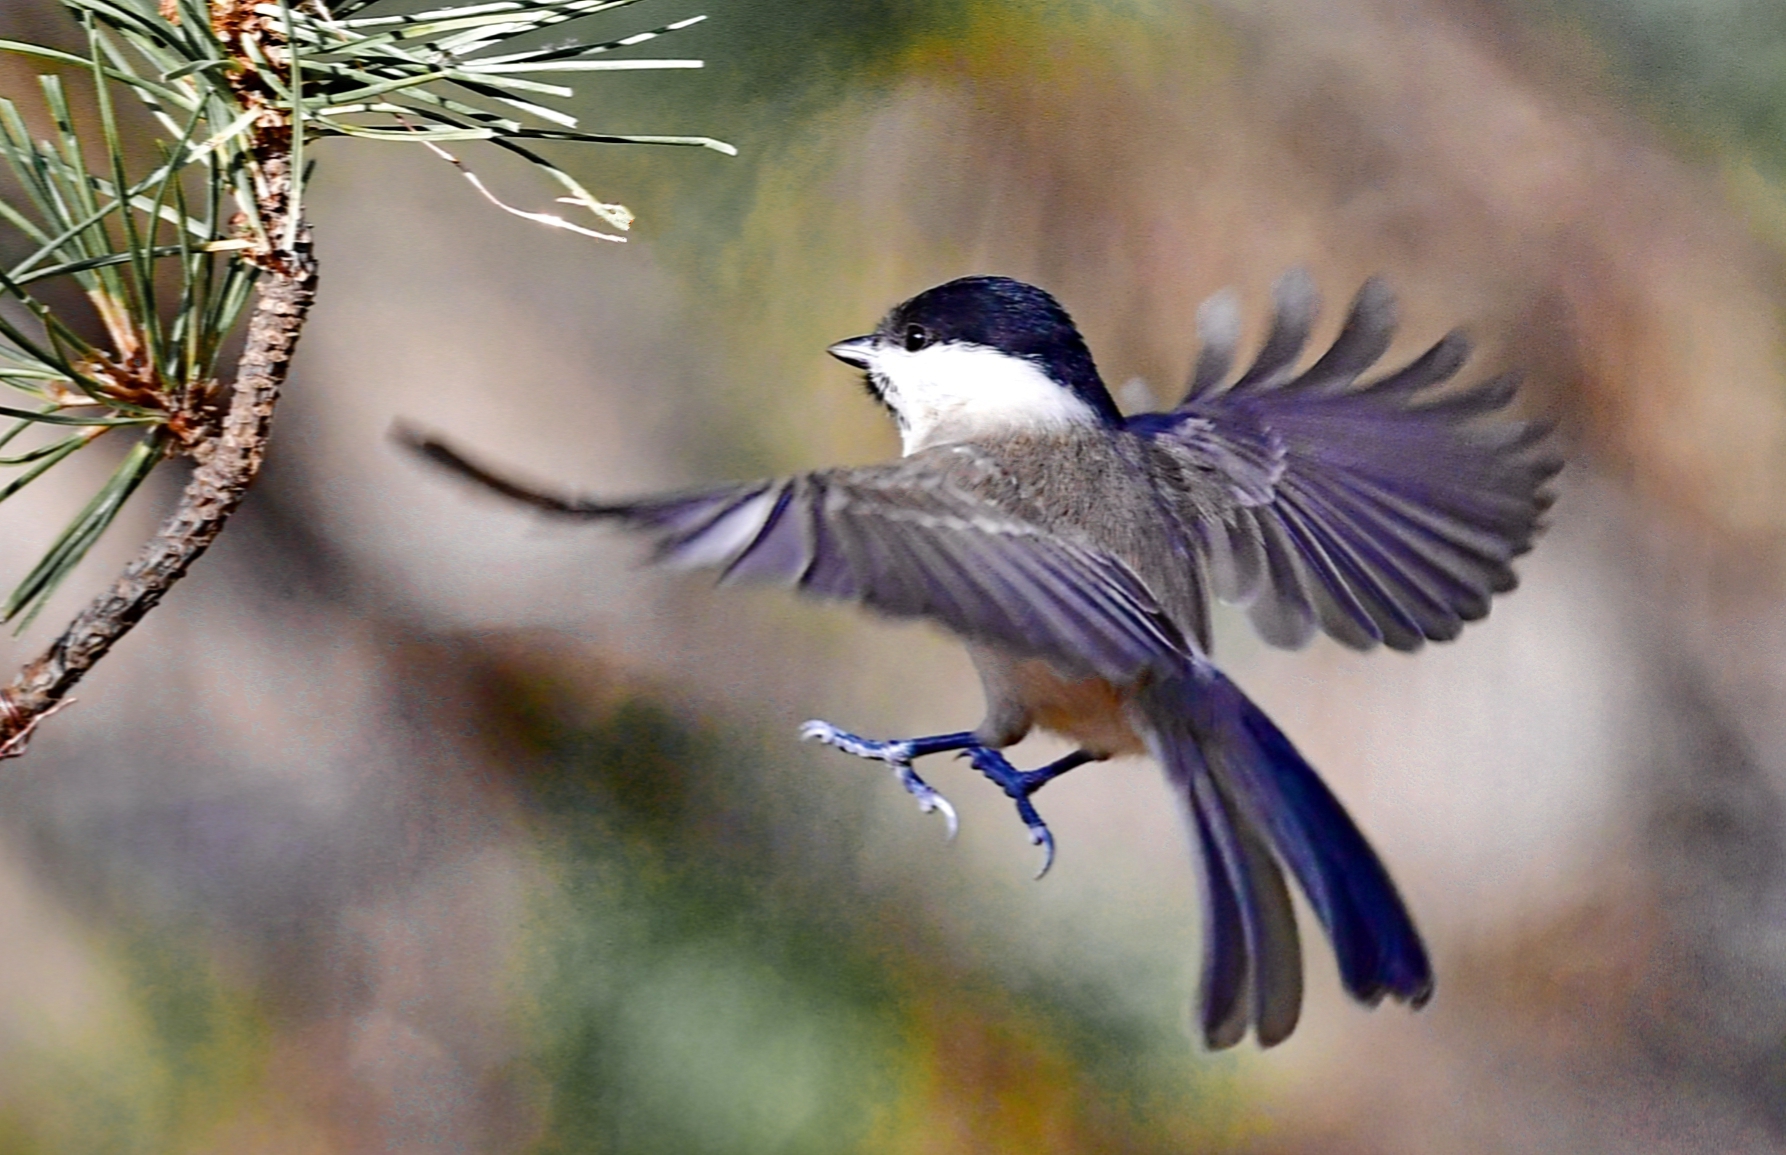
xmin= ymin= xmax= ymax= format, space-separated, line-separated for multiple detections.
xmin=1186 ymin=785 xmax=1250 ymax=1048
xmin=1146 ymin=660 xmax=1433 ymax=1029
xmin=1161 ymin=723 xmax=1306 ymax=1048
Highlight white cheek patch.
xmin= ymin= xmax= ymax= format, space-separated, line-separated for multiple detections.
xmin=868 ymin=341 xmax=1099 ymax=455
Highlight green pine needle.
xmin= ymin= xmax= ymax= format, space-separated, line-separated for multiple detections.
xmin=3 ymin=428 xmax=164 ymax=629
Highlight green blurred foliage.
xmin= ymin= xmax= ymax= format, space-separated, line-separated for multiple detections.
xmin=1513 ymin=0 xmax=1786 ymax=379
xmin=518 ymin=699 xmax=909 ymax=1154
xmin=1532 ymin=0 xmax=1786 ymax=167
xmin=0 ymin=925 xmax=269 ymax=1155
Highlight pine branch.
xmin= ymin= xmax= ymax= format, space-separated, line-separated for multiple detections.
xmin=0 ymin=161 xmax=313 ymax=757
xmin=0 ymin=0 xmax=723 ymax=756
xmin=0 ymin=0 xmax=310 ymax=756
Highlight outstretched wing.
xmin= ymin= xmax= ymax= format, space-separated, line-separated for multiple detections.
xmin=402 ymin=432 xmax=1187 ymax=683
xmin=1129 ymin=272 xmax=1559 ymax=652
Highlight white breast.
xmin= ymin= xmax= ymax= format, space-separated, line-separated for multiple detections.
xmin=870 ymin=342 xmax=1099 ymax=455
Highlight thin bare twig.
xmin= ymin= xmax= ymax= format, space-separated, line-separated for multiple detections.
xmin=419 ymin=137 xmax=629 ymax=242
xmin=0 ymin=697 xmax=74 ymax=758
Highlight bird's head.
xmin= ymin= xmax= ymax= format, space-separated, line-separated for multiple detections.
xmin=828 ymin=276 xmax=1123 ymax=455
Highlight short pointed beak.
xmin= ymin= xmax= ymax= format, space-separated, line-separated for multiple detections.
xmin=827 ymin=335 xmax=875 ymax=369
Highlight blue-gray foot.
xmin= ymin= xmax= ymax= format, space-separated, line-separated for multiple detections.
xmin=799 ymin=721 xmax=976 ymax=838
xmin=962 ymin=747 xmax=1098 ymax=878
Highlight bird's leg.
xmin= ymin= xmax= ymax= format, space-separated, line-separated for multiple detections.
xmin=961 ymin=748 xmax=1098 ymax=879
xmin=800 ymin=721 xmax=977 ymax=837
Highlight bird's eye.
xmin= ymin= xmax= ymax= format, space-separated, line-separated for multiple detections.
xmin=903 ymin=324 xmax=929 ymax=352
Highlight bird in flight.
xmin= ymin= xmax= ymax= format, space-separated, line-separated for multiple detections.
xmin=401 ymin=270 xmax=1557 ymax=1048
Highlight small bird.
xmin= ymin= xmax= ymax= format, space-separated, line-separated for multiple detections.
xmin=401 ymin=271 xmax=1557 ymax=1048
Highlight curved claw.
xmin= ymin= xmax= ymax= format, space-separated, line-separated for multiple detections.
xmin=904 ymin=771 xmax=960 ymax=840
xmin=1029 ymin=822 xmax=1056 ymax=879
xmin=960 ymin=746 xmax=1063 ymax=878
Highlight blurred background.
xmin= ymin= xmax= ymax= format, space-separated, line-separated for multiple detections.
xmin=1 ymin=0 xmax=1785 ymax=1149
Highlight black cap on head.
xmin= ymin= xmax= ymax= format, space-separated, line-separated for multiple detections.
xmin=883 ymin=276 xmax=1123 ymax=425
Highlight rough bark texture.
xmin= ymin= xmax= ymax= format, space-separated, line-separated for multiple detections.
xmin=0 ymin=185 xmax=315 ymax=756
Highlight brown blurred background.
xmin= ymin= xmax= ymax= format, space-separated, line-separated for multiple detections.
xmin=3 ymin=0 xmax=1786 ymax=1150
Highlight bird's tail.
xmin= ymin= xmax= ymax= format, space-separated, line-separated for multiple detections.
xmin=1142 ymin=658 xmax=1433 ymax=1049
